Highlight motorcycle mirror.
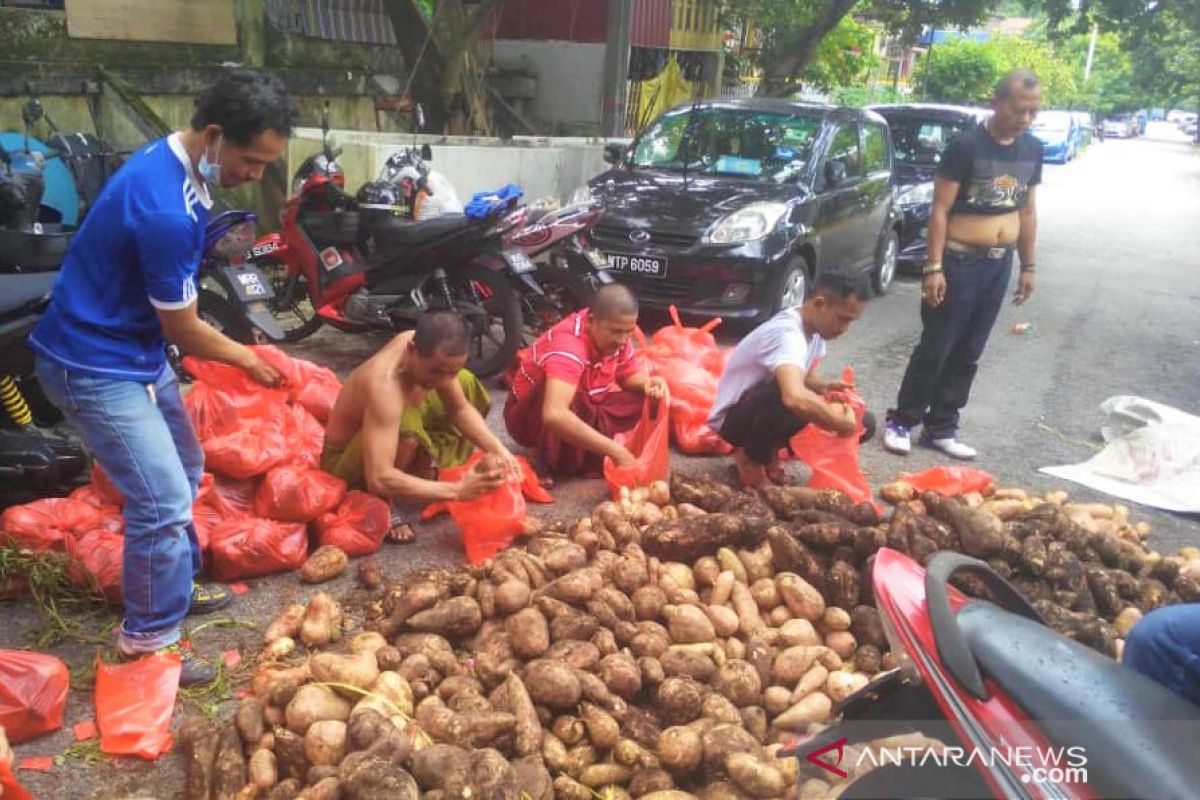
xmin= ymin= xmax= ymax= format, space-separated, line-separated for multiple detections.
xmin=415 ymin=104 xmax=426 ymax=131
xmin=420 ymin=143 xmax=433 ymax=161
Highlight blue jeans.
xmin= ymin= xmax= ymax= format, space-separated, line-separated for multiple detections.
xmin=35 ymin=358 xmax=204 ymax=654
xmin=888 ymin=249 xmax=1013 ymax=439
xmin=1124 ymin=603 xmax=1200 ymax=706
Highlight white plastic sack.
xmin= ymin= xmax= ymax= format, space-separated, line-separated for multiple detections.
xmin=1040 ymin=396 xmax=1200 ymax=513
xmin=416 ymin=171 xmax=465 ymax=220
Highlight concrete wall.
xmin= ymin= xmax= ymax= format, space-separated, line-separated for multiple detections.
xmin=288 ymin=128 xmax=632 ymax=208
xmin=491 ymin=40 xmax=607 ymax=136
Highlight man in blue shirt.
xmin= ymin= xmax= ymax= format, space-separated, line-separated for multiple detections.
xmin=31 ymin=70 xmax=296 ymax=685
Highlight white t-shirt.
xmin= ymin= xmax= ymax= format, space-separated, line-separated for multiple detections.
xmin=708 ymin=309 xmax=827 ymax=429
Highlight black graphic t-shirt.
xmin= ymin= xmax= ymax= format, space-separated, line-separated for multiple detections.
xmin=939 ymin=122 xmax=1043 ymax=215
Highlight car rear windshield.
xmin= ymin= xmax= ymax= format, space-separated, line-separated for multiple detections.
xmin=887 ymin=117 xmax=973 ymax=164
xmin=630 ymin=107 xmax=821 ymax=182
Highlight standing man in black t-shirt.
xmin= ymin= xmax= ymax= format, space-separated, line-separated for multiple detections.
xmin=883 ymin=69 xmax=1043 ymax=460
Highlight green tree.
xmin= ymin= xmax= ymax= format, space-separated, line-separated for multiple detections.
xmin=915 ymin=37 xmax=1000 ymax=103
xmin=800 ymin=14 xmax=882 ymax=91
xmin=724 ymin=0 xmax=1000 ymax=97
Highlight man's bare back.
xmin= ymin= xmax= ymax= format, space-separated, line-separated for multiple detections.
xmin=324 ymin=331 xmax=425 ymax=451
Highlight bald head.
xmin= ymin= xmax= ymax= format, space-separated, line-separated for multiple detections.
xmin=414 ymin=311 xmax=469 ymax=357
xmin=590 ymin=284 xmax=639 ymax=321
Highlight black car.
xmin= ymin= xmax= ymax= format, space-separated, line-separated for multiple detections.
xmin=867 ymin=103 xmax=985 ymax=269
xmin=577 ymin=99 xmax=901 ymax=323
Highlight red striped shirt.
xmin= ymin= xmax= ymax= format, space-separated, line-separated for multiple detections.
xmin=511 ymin=310 xmax=644 ymax=401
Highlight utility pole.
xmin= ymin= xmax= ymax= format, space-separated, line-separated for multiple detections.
xmin=1083 ymin=22 xmax=1099 ymax=82
xmin=922 ymin=28 xmax=935 ymax=101
xmin=601 ymin=0 xmax=634 ymax=138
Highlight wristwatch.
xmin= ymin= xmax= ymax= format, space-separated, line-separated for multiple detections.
xmin=923 ymin=262 xmax=943 ymax=276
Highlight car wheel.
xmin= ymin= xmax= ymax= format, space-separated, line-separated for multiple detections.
xmin=873 ymin=230 xmax=899 ymax=295
xmin=774 ymin=257 xmax=810 ymax=314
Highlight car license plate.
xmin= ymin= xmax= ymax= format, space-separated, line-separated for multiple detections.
xmin=503 ymin=250 xmax=537 ymax=274
xmin=221 ymin=265 xmax=275 ymax=302
xmin=603 ymin=252 xmax=668 ymax=279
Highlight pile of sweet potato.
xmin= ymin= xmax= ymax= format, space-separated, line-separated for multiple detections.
xmin=182 ymin=473 xmax=1189 ymax=800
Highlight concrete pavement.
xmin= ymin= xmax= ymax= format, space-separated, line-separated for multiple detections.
xmin=6 ymin=122 xmax=1199 ymax=799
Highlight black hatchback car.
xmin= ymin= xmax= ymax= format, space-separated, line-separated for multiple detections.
xmin=578 ymin=99 xmax=901 ymax=323
xmin=867 ymin=103 xmax=985 ymax=269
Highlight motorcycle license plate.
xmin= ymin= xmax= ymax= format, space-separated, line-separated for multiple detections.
xmin=503 ymin=250 xmax=537 ymax=274
xmin=221 ymin=265 xmax=276 ymax=303
xmin=603 ymin=252 xmax=668 ymax=279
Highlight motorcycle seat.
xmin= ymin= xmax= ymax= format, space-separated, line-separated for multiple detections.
xmin=366 ymin=213 xmax=478 ymax=249
xmin=0 ymin=271 xmax=56 ymax=319
xmin=958 ymin=601 xmax=1200 ymax=800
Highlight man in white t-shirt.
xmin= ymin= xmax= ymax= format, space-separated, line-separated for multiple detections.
xmin=709 ymin=271 xmax=875 ymax=487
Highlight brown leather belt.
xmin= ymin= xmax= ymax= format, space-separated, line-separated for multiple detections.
xmin=945 ymin=240 xmax=1015 ymax=260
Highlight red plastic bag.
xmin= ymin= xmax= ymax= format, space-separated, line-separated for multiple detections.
xmin=604 ymin=397 xmax=670 ymax=500
xmin=785 ymin=369 xmax=873 ymax=505
xmin=643 ymin=309 xmax=733 ymax=456
xmin=0 ymin=762 xmax=32 ymax=800
xmin=672 ymin=418 xmax=733 ymax=456
xmin=0 ymin=651 xmax=69 ymax=744
xmin=253 ymin=345 xmax=342 ymax=424
xmin=314 ymin=491 xmax=391 ymax=557
xmin=68 ymin=483 xmax=117 ymax=511
xmin=254 ymin=465 xmax=346 ymax=523
xmin=0 ymin=499 xmax=103 ymax=552
xmin=183 ymin=380 xmax=241 ymax=441
xmin=203 ymin=413 xmax=293 ymax=480
xmin=285 ymin=404 xmax=325 ymax=469
xmin=67 ymin=530 xmax=124 ymax=603
xmin=417 ymin=452 xmax=532 ymax=564
xmin=181 ymin=355 xmax=288 ymax=415
xmin=193 ymin=474 xmax=243 ymax=554
xmin=208 ymin=517 xmax=309 ymax=581
xmin=423 ymin=454 xmax=553 ymax=520
xmin=901 ymin=466 xmax=995 ymax=497
xmin=94 ymin=653 xmax=179 ymax=760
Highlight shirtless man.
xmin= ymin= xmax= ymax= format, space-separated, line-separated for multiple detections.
xmin=321 ymin=312 xmax=520 ymax=538
xmin=884 ymin=69 xmax=1043 ymax=460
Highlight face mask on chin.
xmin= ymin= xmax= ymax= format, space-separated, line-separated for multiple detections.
xmin=198 ymin=132 xmax=223 ymax=185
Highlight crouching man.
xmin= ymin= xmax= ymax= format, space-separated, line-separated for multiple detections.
xmin=709 ymin=271 xmax=876 ymax=487
xmin=504 ymin=285 xmax=668 ymax=476
xmin=321 ymin=312 xmax=521 ymax=538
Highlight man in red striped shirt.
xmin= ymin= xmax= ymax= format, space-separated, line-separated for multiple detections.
xmin=505 ymin=285 xmax=668 ymax=476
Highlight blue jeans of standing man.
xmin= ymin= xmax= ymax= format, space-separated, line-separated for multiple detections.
xmin=888 ymin=248 xmax=1013 ymax=439
xmin=35 ymin=358 xmax=203 ymax=654
xmin=1124 ymin=603 xmax=1200 ymax=707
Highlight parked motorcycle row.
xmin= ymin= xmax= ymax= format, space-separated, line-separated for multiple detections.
xmin=195 ymin=105 xmax=613 ymax=380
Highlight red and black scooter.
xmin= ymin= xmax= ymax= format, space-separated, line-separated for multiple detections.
xmin=784 ymin=549 xmax=1200 ymax=800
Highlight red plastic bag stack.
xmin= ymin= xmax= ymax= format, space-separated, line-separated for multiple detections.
xmin=315 ymin=491 xmax=392 ymax=557
xmin=420 ymin=453 xmax=554 ymax=564
xmin=643 ymin=307 xmax=733 ymax=456
xmin=255 ymin=464 xmax=346 ymax=523
xmin=208 ymin=517 xmax=310 ymax=581
xmin=0 ymin=650 xmax=70 ymax=744
xmin=604 ymin=397 xmax=671 ymax=500
xmin=255 ymin=344 xmax=343 ymax=424
xmin=94 ymin=653 xmax=179 ymax=760
xmin=784 ymin=367 xmax=875 ymax=506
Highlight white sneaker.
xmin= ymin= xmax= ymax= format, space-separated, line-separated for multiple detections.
xmin=919 ymin=434 xmax=978 ymax=461
xmin=883 ymin=422 xmax=913 ymax=455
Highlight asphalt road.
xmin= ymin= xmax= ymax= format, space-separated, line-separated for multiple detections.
xmin=6 ymin=121 xmax=1199 ymax=799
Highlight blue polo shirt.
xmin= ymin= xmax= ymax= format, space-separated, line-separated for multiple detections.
xmin=30 ymin=134 xmax=213 ymax=382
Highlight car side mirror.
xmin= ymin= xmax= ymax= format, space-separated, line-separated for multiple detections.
xmin=420 ymin=144 xmax=433 ymax=161
xmin=603 ymin=143 xmax=625 ymax=165
xmin=825 ymin=159 xmax=847 ymax=187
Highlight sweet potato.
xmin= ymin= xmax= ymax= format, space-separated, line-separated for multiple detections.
xmin=249 ymin=748 xmax=278 ymax=790
xmin=715 ymin=659 xmax=762 ymax=708
xmin=304 ymin=720 xmax=347 ymax=766
xmin=924 ymin=492 xmax=1004 ymax=558
xmin=552 ymin=714 xmax=586 ymax=746
xmin=777 ymin=573 xmax=825 ymax=622
xmin=388 ymin=581 xmax=441 ymax=625
xmin=664 ymin=604 xmax=716 ymax=644
xmin=600 ymin=653 xmax=643 ymax=699
xmin=301 ymin=545 xmax=349 ymax=584
xmin=850 ymin=605 xmax=886 ymax=650
xmin=180 ymin=717 xmax=221 ymax=800
xmin=772 ymin=692 xmax=832 ymax=730
xmin=730 ymin=582 xmax=764 ymax=636
xmin=310 ymin=650 xmax=380 ymax=694
xmin=642 ymin=514 xmax=754 ymax=563
xmin=273 ymin=729 xmax=308 ymax=783
xmin=510 ymin=754 xmax=554 ymax=800
xmin=749 ymin=578 xmax=780 ymax=611
xmin=771 ymin=645 xmax=823 ymax=686
xmin=339 ymin=755 xmax=419 ymax=799
xmin=407 ymin=596 xmax=482 ymax=638
xmin=286 ymin=685 xmax=352 ymax=734
xmin=410 ymin=744 xmax=471 ymax=791
xmin=726 ymin=752 xmax=785 ymax=799
xmin=655 ymin=676 xmax=703 ymax=726
xmin=524 ymin=659 xmax=582 ymax=709
xmin=300 ymin=593 xmax=344 ymax=648
xmin=791 ymin=663 xmax=829 ymax=703
xmin=554 ymin=775 xmax=595 ymax=800
xmin=854 ymin=645 xmax=882 ymax=674
xmin=581 ymin=701 xmax=621 ymax=750
xmin=504 ymin=606 xmax=550 ymax=659
xmin=660 ymin=646 xmax=717 ymax=683
xmin=235 ymin=697 xmax=266 ymax=750
xmin=825 ymin=670 xmax=859 ymax=704
xmin=579 ymin=763 xmax=634 ymax=788
xmin=265 ymin=604 xmax=307 ymax=644
xmin=825 ymin=631 xmax=857 ymax=660
xmin=880 ymin=481 xmax=918 ymax=504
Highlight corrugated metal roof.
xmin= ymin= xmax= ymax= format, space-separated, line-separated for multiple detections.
xmin=631 ymin=0 xmax=670 ymax=48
